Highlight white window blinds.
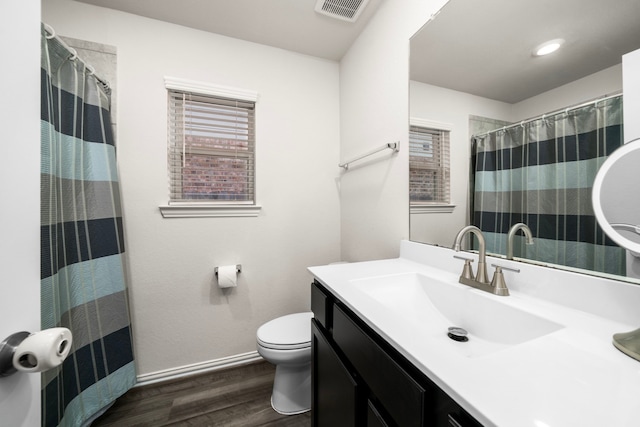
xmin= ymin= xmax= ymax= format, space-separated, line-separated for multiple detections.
xmin=168 ymin=90 xmax=255 ymax=203
xmin=409 ymin=126 xmax=450 ymax=205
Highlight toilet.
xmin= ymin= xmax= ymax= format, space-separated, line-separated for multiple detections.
xmin=256 ymin=312 xmax=313 ymax=415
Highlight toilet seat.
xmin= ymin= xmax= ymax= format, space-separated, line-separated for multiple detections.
xmin=257 ymin=312 xmax=313 ymax=350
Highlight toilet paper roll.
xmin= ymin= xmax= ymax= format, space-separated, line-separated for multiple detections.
xmin=13 ymin=327 xmax=73 ymax=373
xmin=217 ymin=265 xmax=238 ymax=288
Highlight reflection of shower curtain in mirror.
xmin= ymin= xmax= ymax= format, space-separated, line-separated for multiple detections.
xmin=41 ymin=26 xmax=136 ymax=426
xmin=471 ymin=95 xmax=625 ymax=275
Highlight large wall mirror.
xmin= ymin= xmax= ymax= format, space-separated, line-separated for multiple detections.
xmin=409 ymin=0 xmax=640 ymax=282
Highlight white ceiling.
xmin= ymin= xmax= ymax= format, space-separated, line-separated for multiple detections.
xmin=73 ymin=0 xmax=640 ymax=104
xmin=410 ymin=0 xmax=640 ymax=103
xmin=73 ymin=0 xmax=384 ymax=61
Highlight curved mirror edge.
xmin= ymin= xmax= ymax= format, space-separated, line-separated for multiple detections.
xmin=593 ymin=138 xmax=640 ymax=256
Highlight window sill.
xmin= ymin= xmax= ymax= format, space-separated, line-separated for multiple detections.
xmin=410 ymin=204 xmax=456 ymax=214
xmin=159 ymin=203 xmax=262 ymax=218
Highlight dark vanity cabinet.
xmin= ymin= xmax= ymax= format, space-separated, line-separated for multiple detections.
xmin=311 ymin=280 xmax=483 ymax=427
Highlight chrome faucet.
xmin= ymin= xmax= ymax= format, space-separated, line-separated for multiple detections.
xmin=506 ymin=223 xmax=534 ymax=260
xmin=452 ymin=225 xmax=513 ymax=296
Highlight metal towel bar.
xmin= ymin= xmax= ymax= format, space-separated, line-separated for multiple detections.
xmin=339 ymin=141 xmax=400 ymax=170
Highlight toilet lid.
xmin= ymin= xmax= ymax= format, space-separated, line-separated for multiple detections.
xmin=257 ymin=312 xmax=313 ymax=350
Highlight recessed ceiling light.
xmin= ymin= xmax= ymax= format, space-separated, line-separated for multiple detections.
xmin=533 ymin=39 xmax=565 ymax=57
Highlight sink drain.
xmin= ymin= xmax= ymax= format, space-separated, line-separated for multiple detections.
xmin=447 ymin=327 xmax=468 ymax=342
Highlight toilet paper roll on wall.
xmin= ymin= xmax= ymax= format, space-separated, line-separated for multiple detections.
xmin=217 ymin=264 xmax=238 ymax=288
xmin=12 ymin=327 xmax=73 ymax=373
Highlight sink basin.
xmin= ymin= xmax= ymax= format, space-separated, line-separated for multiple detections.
xmin=350 ymin=273 xmax=563 ymax=357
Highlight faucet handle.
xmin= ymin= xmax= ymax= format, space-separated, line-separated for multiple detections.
xmin=490 ymin=264 xmax=520 ymax=273
xmin=490 ymin=264 xmax=519 ymax=296
xmin=454 ymin=255 xmax=474 ymax=280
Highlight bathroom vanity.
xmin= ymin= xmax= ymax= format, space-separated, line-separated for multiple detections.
xmin=308 ymin=241 xmax=640 ymax=427
xmin=311 ymin=279 xmax=481 ymax=426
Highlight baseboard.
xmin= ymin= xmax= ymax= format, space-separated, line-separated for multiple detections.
xmin=135 ymin=350 xmax=263 ymax=387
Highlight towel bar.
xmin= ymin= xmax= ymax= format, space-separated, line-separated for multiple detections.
xmin=339 ymin=141 xmax=399 ymax=170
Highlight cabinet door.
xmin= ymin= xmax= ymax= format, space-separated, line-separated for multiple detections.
xmin=367 ymin=400 xmax=389 ymax=427
xmin=333 ymin=305 xmax=426 ymax=427
xmin=312 ymin=320 xmax=357 ymax=427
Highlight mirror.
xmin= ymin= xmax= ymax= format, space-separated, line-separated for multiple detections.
xmin=409 ymin=0 xmax=640 ymax=282
xmin=593 ymin=138 xmax=640 ymax=256
xmin=593 ymin=138 xmax=640 ymax=359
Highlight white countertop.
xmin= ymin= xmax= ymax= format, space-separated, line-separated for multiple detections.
xmin=308 ymin=241 xmax=640 ymax=427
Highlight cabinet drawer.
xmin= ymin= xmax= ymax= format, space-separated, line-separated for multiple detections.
xmin=311 ymin=281 xmax=330 ymax=329
xmin=333 ymin=304 xmax=426 ymax=427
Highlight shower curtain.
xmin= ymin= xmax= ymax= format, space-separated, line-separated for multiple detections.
xmin=471 ymin=95 xmax=626 ymax=275
xmin=41 ymin=25 xmax=136 ymax=426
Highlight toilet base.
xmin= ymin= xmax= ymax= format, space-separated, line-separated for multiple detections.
xmin=270 ymin=362 xmax=311 ymax=415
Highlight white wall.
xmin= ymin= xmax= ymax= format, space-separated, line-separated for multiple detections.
xmin=0 ymin=1 xmax=41 ymax=425
xmin=623 ymin=49 xmax=640 ymax=141
xmin=622 ymin=48 xmax=640 ymax=277
xmin=339 ymin=0 xmax=449 ymax=261
xmin=513 ymin=64 xmax=622 ymax=120
xmin=42 ymin=0 xmax=341 ymax=376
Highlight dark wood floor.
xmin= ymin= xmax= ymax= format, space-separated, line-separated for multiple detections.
xmin=93 ymin=360 xmax=311 ymax=426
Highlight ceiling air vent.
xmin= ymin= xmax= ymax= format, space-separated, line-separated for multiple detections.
xmin=315 ymin=0 xmax=371 ymax=23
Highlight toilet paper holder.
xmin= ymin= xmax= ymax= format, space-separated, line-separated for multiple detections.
xmin=214 ymin=264 xmax=242 ymax=276
xmin=0 ymin=328 xmax=72 ymax=377
xmin=0 ymin=332 xmax=30 ymax=377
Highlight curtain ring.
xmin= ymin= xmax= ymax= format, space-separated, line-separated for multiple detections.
xmin=43 ymin=23 xmax=56 ymax=39
xmin=86 ymin=64 xmax=95 ymax=76
xmin=69 ymin=48 xmax=78 ymax=61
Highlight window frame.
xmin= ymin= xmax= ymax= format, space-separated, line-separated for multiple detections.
xmin=409 ymin=118 xmax=455 ymax=214
xmin=159 ymin=77 xmax=261 ymax=218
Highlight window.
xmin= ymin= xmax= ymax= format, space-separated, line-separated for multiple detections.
xmin=160 ymin=77 xmax=260 ymax=218
xmin=168 ymin=91 xmax=255 ymax=202
xmin=409 ymin=120 xmax=452 ymax=212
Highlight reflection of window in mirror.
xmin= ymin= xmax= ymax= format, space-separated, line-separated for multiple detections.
xmin=409 ymin=118 xmax=453 ymax=213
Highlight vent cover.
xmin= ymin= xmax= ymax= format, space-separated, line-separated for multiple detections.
xmin=314 ymin=0 xmax=371 ymax=23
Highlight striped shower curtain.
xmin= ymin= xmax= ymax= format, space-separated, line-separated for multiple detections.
xmin=471 ymin=95 xmax=626 ymax=275
xmin=41 ymin=25 xmax=136 ymax=426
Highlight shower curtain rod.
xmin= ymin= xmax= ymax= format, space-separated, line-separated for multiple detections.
xmin=42 ymin=22 xmax=111 ymax=90
xmin=473 ymin=92 xmax=622 ymax=138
